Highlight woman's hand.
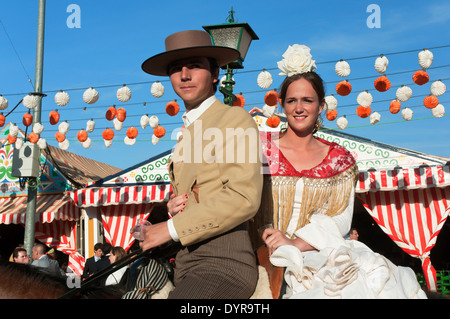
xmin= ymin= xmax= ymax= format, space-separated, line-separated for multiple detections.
xmin=262 ymin=228 xmax=315 ymax=255
xmin=262 ymin=228 xmax=293 ymax=256
xmin=167 ymin=193 xmax=188 ymax=217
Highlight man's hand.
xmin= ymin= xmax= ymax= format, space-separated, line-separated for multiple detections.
xmin=135 ymin=222 xmax=172 ymax=251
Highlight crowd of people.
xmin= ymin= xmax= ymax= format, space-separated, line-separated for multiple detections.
xmin=11 ymin=242 xmax=127 ymax=288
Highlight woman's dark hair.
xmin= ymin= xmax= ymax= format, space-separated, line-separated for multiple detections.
xmin=278 ymin=72 xmax=326 ymax=106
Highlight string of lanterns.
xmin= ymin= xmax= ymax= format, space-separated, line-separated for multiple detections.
xmin=0 ymin=48 xmax=447 ymax=151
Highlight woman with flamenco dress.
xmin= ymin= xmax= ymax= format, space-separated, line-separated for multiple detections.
xmin=168 ymin=44 xmax=426 ymax=299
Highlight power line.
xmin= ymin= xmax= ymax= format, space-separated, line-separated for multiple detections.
xmin=0 ymin=16 xmax=34 ymax=89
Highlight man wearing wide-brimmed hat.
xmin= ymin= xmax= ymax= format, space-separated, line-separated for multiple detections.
xmin=139 ymin=30 xmax=263 ymax=298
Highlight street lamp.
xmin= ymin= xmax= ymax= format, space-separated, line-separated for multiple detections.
xmin=203 ymin=8 xmax=259 ymax=105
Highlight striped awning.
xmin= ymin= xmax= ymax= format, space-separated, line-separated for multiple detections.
xmin=70 ymin=184 xmax=172 ymax=207
xmin=0 ymin=193 xmax=79 ymax=225
xmin=356 ymin=165 xmax=450 ymax=193
xmin=357 ymin=186 xmax=450 ymax=292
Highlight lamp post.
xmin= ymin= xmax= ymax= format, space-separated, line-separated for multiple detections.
xmin=203 ymin=8 xmax=258 ymax=105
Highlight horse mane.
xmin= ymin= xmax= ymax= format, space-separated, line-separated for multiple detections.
xmin=0 ymin=260 xmax=69 ymax=299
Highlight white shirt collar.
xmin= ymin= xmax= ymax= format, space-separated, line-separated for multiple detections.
xmin=181 ymin=95 xmax=217 ymax=128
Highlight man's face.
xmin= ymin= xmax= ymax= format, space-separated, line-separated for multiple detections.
xmin=350 ymin=230 xmax=359 ymax=240
xmin=168 ymin=57 xmax=219 ymax=111
xmin=94 ymin=249 xmax=103 ymax=258
xmin=14 ymin=251 xmax=29 ymax=264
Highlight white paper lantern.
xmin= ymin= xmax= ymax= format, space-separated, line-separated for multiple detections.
xmin=86 ymin=119 xmax=95 ymax=133
xmin=54 ymin=90 xmax=70 ymax=106
xmin=418 ymin=49 xmax=433 ymax=69
xmin=15 ymin=137 xmax=23 ymax=150
xmin=32 ymin=122 xmax=44 ymax=135
xmin=9 ymin=124 xmax=19 ymax=137
xmin=357 ymin=91 xmax=373 ymax=107
xmin=82 ymin=137 xmax=92 ymax=149
xmin=257 ymin=70 xmax=273 ymax=89
xmin=23 ymin=94 xmax=39 ymax=109
xmin=401 ymin=108 xmax=413 ymax=121
xmin=152 ymin=134 xmax=160 ymax=145
xmin=374 ymin=55 xmax=389 ymax=74
xmin=325 ymin=95 xmax=338 ymax=111
xmin=336 ymin=116 xmax=348 ymax=130
xmin=83 ymin=87 xmax=99 ymax=104
xmin=37 ymin=137 xmax=47 ymax=150
xmin=430 ymin=80 xmax=446 ymax=97
xmin=150 ymin=81 xmax=165 ymax=98
xmin=59 ymin=139 xmax=70 ymax=150
xmin=0 ymin=95 xmax=8 ymax=110
xmin=104 ymin=139 xmax=113 ymax=148
xmin=58 ymin=121 xmax=70 ymax=134
xmin=432 ymin=104 xmax=445 ymax=118
xmin=113 ymin=118 xmax=123 ymax=131
xmin=220 ymin=75 xmax=235 ymax=89
xmin=117 ymin=85 xmax=131 ymax=102
xmin=140 ymin=114 xmax=149 ymax=129
xmin=369 ymin=112 xmax=381 ymax=125
xmin=335 ymin=60 xmax=351 ymax=77
xmin=262 ymin=104 xmax=276 ymax=118
xmin=396 ymin=86 xmax=413 ymax=102
xmin=149 ymin=115 xmax=159 ymax=129
xmin=124 ymin=136 xmax=136 ymax=146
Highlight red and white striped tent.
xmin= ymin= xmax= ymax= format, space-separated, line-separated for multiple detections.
xmin=0 ymin=123 xmax=121 ymax=275
xmin=70 ymin=150 xmax=173 ymax=251
xmin=253 ymin=109 xmax=450 ymax=292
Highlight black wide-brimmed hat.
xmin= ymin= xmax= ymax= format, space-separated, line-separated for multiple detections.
xmin=141 ymin=30 xmax=240 ymax=76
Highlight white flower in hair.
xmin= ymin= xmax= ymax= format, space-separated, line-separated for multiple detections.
xmin=277 ymin=44 xmax=316 ymax=77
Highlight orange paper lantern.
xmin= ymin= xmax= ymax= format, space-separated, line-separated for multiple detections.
xmin=264 ymin=90 xmax=279 ymax=106
xmin=102 ymin=128 xmax=115 ymax=140
xmin=165 ymin=100 xmax=180 ymax=116
xmin=7 ymin=134 xmax=17 ymax=144
xmin=77 ymin=130 xmax=88 ymax=142
xmin=423 ymin=95 xmax=439 ymax=109
xmin=0 ymin=113 xmax=5 ymax=127
xmin=335 ymin=80 xmax=352 ymax=96
xmin=126 ymin=126 xmax=138 ymax=139
xmin=266 ymin=115 xmax=281 ymax=128
xmin=389 ymin=100 xmax=401 ymax=114
xmin=28 ymin=132 xmax=39 ymax=144
xmin=116 ymin=107 xmax=127 ymax=122
xmin=55 ymin=131 xmax=66 ymax=143
xmin=374 ymin=75 xmax=391 ymax=92
xmin=49 ymin=110 xmax=60 ymax=125
xmin=153 ymin=126 xmax=166 ymax=138
xmin=356 ymin=105 xmax=372 ymax=118
xmin=23 ymin=112 xmax=33 ymax=127
xmin=106 ymin=106 xmax=117 ymax=121
xmin=326 ymin=109 xmax=338 ymax=121
xmin=233 ymin=94 xmax=245 ymax=107
xmin=412 ymin=70 xmax=429 ymax=86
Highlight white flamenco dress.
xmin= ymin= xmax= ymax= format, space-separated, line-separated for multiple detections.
xmin=256 ymin=132 xmax=426 ymax=299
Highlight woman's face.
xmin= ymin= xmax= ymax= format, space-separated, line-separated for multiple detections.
xmin=109 ymin=252 xmax=115 ymax=263
xmin=283 ymin=77 xmax=324 ymax=136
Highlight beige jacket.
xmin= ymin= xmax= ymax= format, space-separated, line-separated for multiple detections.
xmin=169 ymin=100 xmax=263 ymax=246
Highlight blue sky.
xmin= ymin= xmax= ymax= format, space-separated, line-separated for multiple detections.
xmin=1 ymin=1 xmax=449 ymax=169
